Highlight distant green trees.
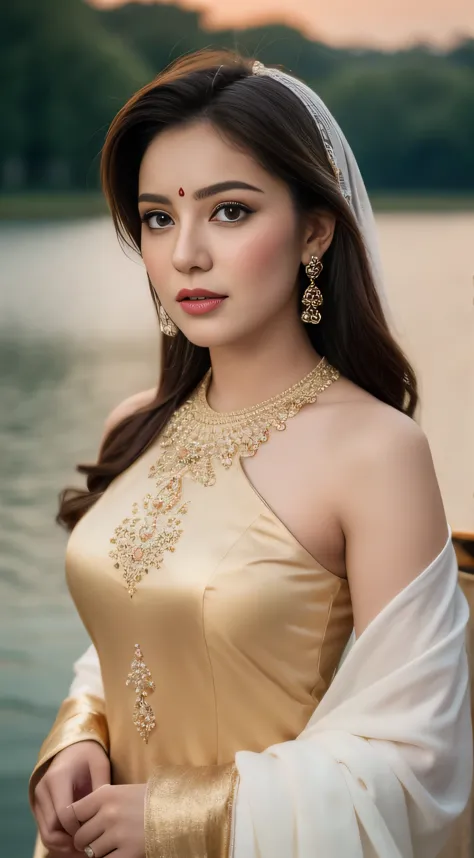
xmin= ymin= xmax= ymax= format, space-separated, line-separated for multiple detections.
xmin=319 ymin=58 xmax=474 ymax=190
xmin=1 ymin=0 xmax=473 ymax=192
xmin=0 ymin=0 xmax=150 ymax=189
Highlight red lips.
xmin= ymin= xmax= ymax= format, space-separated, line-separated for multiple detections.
xmin=176 ymin=288 xmax=227 ymax=301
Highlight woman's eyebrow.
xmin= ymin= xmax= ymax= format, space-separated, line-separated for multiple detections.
xmin=138 ymin=181 xmax=264 ymax=205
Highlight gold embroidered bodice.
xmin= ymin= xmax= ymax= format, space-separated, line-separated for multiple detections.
xmin=65 ymin=360 xmax=353 ymax=785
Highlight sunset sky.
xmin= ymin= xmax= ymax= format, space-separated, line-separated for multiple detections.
xmin=93 ymin=0 xmax=474 ymax=49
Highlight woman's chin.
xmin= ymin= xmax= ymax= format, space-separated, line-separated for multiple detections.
xmin=178 ymin=321 xmax=242 ymax=349
xmin=181 ymin=332 xmax=233 ymax=349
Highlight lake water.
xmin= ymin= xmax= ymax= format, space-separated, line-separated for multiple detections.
xmin=1 ymin=213 xmax=473 ymax=855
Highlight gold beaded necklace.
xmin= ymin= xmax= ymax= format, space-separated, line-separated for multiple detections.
xmin=151 ymin=355 xmax=340 ymax=488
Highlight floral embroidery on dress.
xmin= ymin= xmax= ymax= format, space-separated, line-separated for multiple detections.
xmin=126 ymin=644 xmax=156 ymax=743
xmin=109 ymin=477 xmax=189 ymax=597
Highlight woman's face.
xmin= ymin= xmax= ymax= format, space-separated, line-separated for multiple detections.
xmin=138 ymin=120 xmax=320 ymax=348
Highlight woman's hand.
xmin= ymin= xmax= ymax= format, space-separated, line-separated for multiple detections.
xmin=32 ymin=740 xmax=110 ymax=855
xmin=72 ymin=783 xmax=147 ymax=858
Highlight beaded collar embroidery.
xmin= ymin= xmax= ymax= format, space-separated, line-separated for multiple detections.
xmin=152 ymin=356 xmax=339 ymax=487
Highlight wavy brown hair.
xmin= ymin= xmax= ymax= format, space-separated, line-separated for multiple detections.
xmin=57 ymin=48 xmax=418 ymax=531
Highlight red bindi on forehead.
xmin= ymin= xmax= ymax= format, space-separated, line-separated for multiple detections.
xmin=178 ymin=188 xmax=185 ymax=196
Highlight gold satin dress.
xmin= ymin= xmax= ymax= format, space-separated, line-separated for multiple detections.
xmin=31 ymin=359 xmax=355 ymax=857
xmin=67 ymin=436 xmax=353 ymax=783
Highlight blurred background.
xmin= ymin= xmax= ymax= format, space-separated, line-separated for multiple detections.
xmin=1 ymin=1 xmax=473 ymax=854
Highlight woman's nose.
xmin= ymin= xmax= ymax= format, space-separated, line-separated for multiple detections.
xmin=172 ymin=225 xmax=213 ymax=274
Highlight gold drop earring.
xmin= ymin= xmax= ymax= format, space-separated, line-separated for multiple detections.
xmin=158 ymin=303 xmax=178 ymax=338
xmin=301 ymin=255 xmax=323 ymax=325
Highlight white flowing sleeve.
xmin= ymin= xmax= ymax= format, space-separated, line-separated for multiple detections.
xmin=69 ymin=643 xmax=105 ymax=698
xmin=232 ymin=529 xmax=472 ymax=858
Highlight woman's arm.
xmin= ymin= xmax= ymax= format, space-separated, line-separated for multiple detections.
xmin=29 ymin=644 xmax=108 ymax=806
xmin=30 ymin=645 xmax=109 ymax=858
xmin=339 ymin=411 xmax=449 ymax=637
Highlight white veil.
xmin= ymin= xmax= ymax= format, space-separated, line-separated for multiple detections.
xmin=252 ymin=61 xmax=392 ymax=324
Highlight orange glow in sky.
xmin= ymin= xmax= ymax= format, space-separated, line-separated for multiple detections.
xmin=93 ymin=0 xmax=474 ymax=48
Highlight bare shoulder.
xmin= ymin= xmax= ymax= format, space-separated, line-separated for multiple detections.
xmin=321 ymin=374 xmax=440 ymax=514
xmin=319 ymin=373 xmax=426 ymax=460
xmin=102 ymin=387 xmax=157 ymax=442
xmin=292 ymin=372 xmax=429 ymax=493
xmin=343 ymin=395 xmax=437 ymax=508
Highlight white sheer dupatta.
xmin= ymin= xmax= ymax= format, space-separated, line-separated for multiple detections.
xmin=233 ymin=528 xmax=472 ymax=858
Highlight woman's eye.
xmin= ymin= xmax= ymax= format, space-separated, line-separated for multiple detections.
xmin=212 ymin=203 xmax=253 ymax=224
xmin=142 ymin=211 xmax=173 ymax=230
xmin=141 ymin=203 xmax=253 ymax=229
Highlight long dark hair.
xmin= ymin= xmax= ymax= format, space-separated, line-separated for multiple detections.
xmin=58 ymin=48 xmax=418 ymax=531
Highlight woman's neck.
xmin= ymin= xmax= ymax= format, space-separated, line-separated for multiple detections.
xmin=207 ymin=324 xmax=321 ymax=413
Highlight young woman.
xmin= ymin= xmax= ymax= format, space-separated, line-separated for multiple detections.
xmin=29 ymin=50 xmax=471 ymax=858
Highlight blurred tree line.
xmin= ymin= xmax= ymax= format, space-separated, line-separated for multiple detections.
xmin=2 ymin=0 xmax=474 ymax=193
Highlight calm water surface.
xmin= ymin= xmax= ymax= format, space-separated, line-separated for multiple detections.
xmin=0 ymin=213 xmax=473 ymax=854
